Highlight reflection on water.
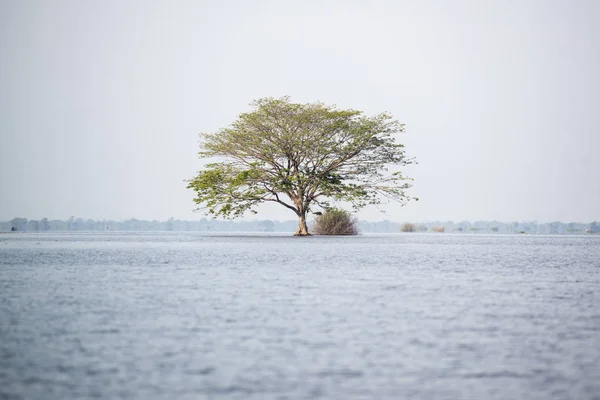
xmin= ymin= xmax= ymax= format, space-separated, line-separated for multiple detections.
xmin=1 ymin=232 xmax=599 ymax=399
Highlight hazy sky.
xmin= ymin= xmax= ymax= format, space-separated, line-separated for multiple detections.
xmin=1 ymin=0 xmax=598 ymax=223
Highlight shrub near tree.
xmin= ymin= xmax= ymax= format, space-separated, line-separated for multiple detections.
xmin=401 ymin=222 xmax=416 ymax=232
xmin=313 ymin=209 xmax=358 ymax=235
xmin=187 ymin=97 xmax=416 ymax=235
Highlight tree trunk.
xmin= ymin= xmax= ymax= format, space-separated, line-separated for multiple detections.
xmin=294 ymin=212 xmax=310 ymax=236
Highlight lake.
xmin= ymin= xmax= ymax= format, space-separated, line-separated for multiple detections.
xmin=1 ymin=232 xmax=599 ymax=399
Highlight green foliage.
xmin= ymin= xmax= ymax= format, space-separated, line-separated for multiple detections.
xmin=187 ymin=97 xmax=416 ymax=234
xmin=313 ymin=209 xmax=358 ymax=235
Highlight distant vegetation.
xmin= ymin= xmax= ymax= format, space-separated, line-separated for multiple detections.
xmin=394 ymin=221 xmax=599 ymax=234
xmin=2 ymin=217 xmax=296 ymax=233
xmin=2 ymin=217 xmax=599 ymax=235
xmin=312 ymin=209 xmax=358 ymax=235
xmin=401 ymin=223 xmax=416 ymax=232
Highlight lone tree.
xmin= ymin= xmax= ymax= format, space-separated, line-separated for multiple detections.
xmin=187 ymin=97 xmax=416 ymax=236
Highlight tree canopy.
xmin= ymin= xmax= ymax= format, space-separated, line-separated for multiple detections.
xmin=187 ymin=97 xmax=416 ymax=235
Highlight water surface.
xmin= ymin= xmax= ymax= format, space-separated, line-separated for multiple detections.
xmin=1 ymin=232 xmax=599 ymax=399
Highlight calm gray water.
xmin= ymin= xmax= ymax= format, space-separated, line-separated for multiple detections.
xmin=0 ymin=232 xmax=599 ymax=400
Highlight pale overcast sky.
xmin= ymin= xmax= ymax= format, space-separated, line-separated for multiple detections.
xmin=1 ymin=0 xmax=598 ymax=223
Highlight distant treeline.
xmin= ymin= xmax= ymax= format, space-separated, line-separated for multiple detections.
xmin=391 ymin=220 xmax=600 ymax=234
xmin=2 ymin=217 xmax=599 ymax=234
xmin=3 ymin=217 xmax=296 ymax=233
